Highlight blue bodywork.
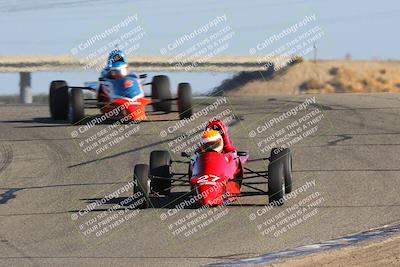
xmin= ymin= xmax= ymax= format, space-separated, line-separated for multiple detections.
xmin=97 ymin=50 xmax=144 ymax=100
xmin=106 ymin=74 xmax=142 ymax=99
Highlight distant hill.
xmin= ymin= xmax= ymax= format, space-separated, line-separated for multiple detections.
xmin=210 ymin=60 xmax=400 ymax=96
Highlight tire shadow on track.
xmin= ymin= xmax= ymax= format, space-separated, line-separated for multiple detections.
xmin=2 ymin=112 xmax=181 ymax=129
xmin=78 ymin=190 xmax=270 ymax=211
xmin=2 ymin=117 xmax=71 ymax=128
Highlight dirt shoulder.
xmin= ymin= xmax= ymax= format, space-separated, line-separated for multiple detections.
xmin=267 ymin=236 xmax=400 ymax=267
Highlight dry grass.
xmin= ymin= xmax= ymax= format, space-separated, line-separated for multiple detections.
xmin=301 ymin=66 xmax=400 ymax=93
xmin=225 ymin=60 xmax=400 ymax=96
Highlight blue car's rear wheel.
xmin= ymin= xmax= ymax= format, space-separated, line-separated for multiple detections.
xmin=152 ymin=75 xmax=172 ymax=113
xmin=177 ymin=83 xmax=193 ymax=120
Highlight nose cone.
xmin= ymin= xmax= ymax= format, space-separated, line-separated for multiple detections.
xmin=190 ymin=174 xmax=226 ymax=206
xmin=196 ymin=184 xmax=225 ymax=206
xmin=126 ymin=105 xmax=146 ymax=120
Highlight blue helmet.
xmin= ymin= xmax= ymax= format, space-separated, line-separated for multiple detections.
xmin=107 ymin=50 xmax=128 ymax=78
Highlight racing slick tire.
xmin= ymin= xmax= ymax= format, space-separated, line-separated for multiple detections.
xmin=271 ymin=147 xmax=293 ymax=193
xmin=69 ymin=88 xmax=85 ymax=124
xmin=49 ymin=80 xmax=69 ymax=120
xmin=151 ymin=75 xmax=172 ymax=113
xmin=268 ymin=149 xmax=285 ymax=205
xmin=177 ymin=83 xmax=193 ymax=120
xmin=150 ymin=150 xmax=172 ymax=195
xmin=133 ymin=164 xmax=151 ymax=209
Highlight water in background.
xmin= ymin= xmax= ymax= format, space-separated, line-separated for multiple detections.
xmin=0 ymin=71 xmax=234 ymax=96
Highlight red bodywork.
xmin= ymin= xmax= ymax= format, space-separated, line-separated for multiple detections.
xmin=98 ymin=86 xmax=151 ymax=121
xmin=190 ymin=151 xmax=249 ymax=206
xmin=100 ymin=98 xmax=151 ymax=121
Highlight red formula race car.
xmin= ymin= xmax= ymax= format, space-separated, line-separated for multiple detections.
xmin=132 ymin=132 xmax=293 ymax=209
xmin=48 ymin=74 xmax=193 ymax=124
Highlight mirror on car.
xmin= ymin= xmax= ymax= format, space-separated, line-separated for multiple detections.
xmin=237 ymin=151 xmax=248 ymax=157
xmin=139 ymin=74 xmax=147 ymax=79
xmin=181 ymin=151 xmax=190 ymax=158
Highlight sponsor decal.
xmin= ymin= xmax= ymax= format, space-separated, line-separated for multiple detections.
xmin=197 ymin=174 xmax=220 ymax=186
xmin=124 ymin=79 xmax=133 ymax=89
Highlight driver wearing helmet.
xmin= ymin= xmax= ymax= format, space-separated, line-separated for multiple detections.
xmin=200 ymin=129 xmax=224 ymax=153
xmin=199 ymin=120 xmax=237 ymax=153
xmin=99 ymin=50 xmax=144 ymax=102
xmin=101 ymin=50 xmax=131 ymax=79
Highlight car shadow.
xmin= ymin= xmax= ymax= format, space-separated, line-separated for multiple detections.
xmin=80 ymin=191 xmax=202 ymax=210
xmin=2 ymin=117 xmax=71 ymax=128
xmin=5 ymin=112 xmax=181 ymax=128
xmin=78 ymin=189 xmax=272 ymax=211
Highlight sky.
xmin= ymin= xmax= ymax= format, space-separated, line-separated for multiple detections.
xmin=1 ymin=0 xmax=399 ymax=95
xmin=1 ymin=0 xmax=400 ymax=59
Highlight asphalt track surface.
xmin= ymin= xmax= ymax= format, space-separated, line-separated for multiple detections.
xmin=0 ymin=93 xmax=399 ymax=266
